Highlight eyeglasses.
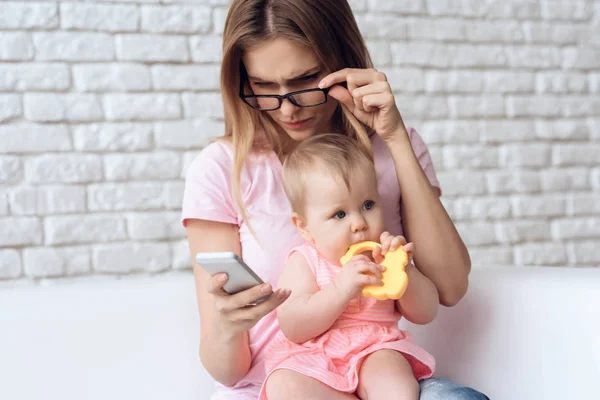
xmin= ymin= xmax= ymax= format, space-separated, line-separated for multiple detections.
xmin=240 ymin=87 xmax=329 ymax=111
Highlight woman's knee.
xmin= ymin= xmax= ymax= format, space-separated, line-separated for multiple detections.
xmin=419 ymin=378 xmax=489 ymax=400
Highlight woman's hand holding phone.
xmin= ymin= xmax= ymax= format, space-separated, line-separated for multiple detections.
xmin=206 ymin=273 xmax=291 ymax=335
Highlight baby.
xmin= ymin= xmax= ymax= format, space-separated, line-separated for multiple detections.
xmin=259 ymin=134 xmax=440 ymax=400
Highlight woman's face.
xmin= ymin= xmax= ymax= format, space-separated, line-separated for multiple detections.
xmin=242 ymin=38 xmax=339 ymax=143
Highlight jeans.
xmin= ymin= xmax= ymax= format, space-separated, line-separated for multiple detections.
xmin=419 ymin=378 xmax=489 ymax=400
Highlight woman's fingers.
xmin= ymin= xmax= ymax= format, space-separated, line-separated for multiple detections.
xmin=206 ymin=273 xmax=229 ymax=295
xmin=319 ymin=68 xmax=385 ymax=90
xmin=229 ymin=288 xmax=292 ymax=323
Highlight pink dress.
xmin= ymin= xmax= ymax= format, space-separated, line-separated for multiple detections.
xmin=182 ymin=129 xmax=440 ymax=399
xmin=258 ymin=243 xmax=435 ymax=399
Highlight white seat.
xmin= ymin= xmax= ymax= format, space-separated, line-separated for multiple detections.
xmin=1 ymin=266 xmax=599 ymax=400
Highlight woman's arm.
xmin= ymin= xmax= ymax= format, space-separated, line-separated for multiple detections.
xmin=276 ymin=252 xmax=348 ymax=343
xmin=387 ymin=130 xmax=471 ymax=307
xmin=395 ymin=263 xmax=439 ymax=324
xmin=186 ymin=219 xmax=290 ymax=386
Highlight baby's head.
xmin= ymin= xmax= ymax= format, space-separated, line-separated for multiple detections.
xmin=283 ymin=134 xmax=385 ymax=265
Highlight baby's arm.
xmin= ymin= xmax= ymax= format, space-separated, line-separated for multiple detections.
xmin=276 ymin=252 xmax=349 ymax=344
xmin=396 ymin=263 xmax=439 ymax=325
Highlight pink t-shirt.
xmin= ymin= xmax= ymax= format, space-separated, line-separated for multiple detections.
xmin=181 ymin=129 xmax=440 ymax=399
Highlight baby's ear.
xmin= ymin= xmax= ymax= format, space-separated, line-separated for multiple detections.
xmin=291 ymin=212 xmax=312 ymax=242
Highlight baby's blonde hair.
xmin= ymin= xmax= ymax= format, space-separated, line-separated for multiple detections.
xmin=282 ymin=133 xmax=375 ymax=214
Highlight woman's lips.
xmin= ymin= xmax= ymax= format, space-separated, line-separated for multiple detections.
xmin=280 ymin=118 xmax=311 ymax=130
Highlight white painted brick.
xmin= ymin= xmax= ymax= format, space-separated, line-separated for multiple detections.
xmin=443 ymin=145 xmax=499 ymax=169
xmin=425 ymin=71 xmax=484 ymax=93
xmin=104 ymin=94 xmax=181 ymax=121
xmin=469 ymin=246 xmax=513 ymax=266
xmin=93 ymin=242 xmax=170 ymax=274
xmin=33 ymin=32 xmax=114 ymax=61
xmin=24 ymin=93 xmax=103 ymax=122
xmin=449 ymin=96 xmax=504 ymax=118
xmin=0 ymin=189 xmax=7 ymax=215
xmin=163 ymin=180 xmax=185 ymax=209
xmin=104 ymin=152 xmax=181 ymax=181
xmin=480 ymin=120 xmax=536 ymax=143
xmin=0 ymin=123 xmax=71 ymax=154
xmin=212 ymin=7 xmax=228 ymax=35
xmin=73 ymin=64 xmax=151 ymax=92
xmin=568 ymin=194 xmax=600 ymax=216
xmin=485 ymin=0 xmax=541 ymax=19
xmin=499 ymin=144 xmax=551 ymax=168
xmin=484 ymin=71 xmax=535 ymax=93
xmin=0 ymin=63 xmax=70 ymax=91
xmin=171 ymin=239 xmax=191 ymax=270
xmin=391 ymin=42 xmax=450 ymax=67
xmin=408 ymin=18 xmax=466 ymax=41
xmin=535 ymin=120 xmax=589 ymax=141
xmin=45 ymin=215 xmax=127 ymax=245
xmin=506 ymin=46 xmax=561 ymax=69
xmin=355 ymin=15 xmax=408 ymax=39
xmin=466 ymin=21 xmax=524 ymax=43
xmin=591 ymin=169 xmax=600 ymax=190
xmin=88 ymin=182 xmax=165 ymax=211
xmin=182 ymin=93 xmax=224 ymax=119
xmin=486 ymin=170 xmax=541 ymax=194
xmin=511 ymin=195 xmax=566 ymax=217
xmin=152 ymin=65 xmax=220 ymax=90
xmin=427 ymin=146 xmax=443 ymax=172
xmin=536 ymin=71 xmax=588 ymax=93
xmin=127 ymin=211 xmax=184 ymax=240
xmin=524 ymin=22 xmax=587 ymax=45
xmin=455 ymin=222 xmax=497 ymax=246
xmin=552 ymin=144 xmax=600 ymax=167
xmin=0 ymin=32 xmax=34 ymax=60
xmin=394 ymin=95 xmax=448 ymax=119
xmin=0 ymin=249 xmax=21 ymax=279
xmin=552 ymin=218 xmax=600 ymax=240
xmin=190 ymin=35 xmax=222 ymax=63
xmin=515 ymin=243 xmax=568 ymax=266
xmin=0 ymin=156 xmax=22 ymax=183
xmin=569 ymin=242 xmax=600 ymax=266
xmin=506 ymin=96 xmax=561 ymax=118
xmin=116 ymin=34 xmax=189 ymax=62
xmin=61 ymin=3 xmax=138 ymax=32
xmin=559 ymin=96 xmax=600 ymax=118
xmin=0 ymin=250 xmax=22 ymax=282
xmin=73 ymin=123 xmax=153 ymax=152
xmin=363 ymin=40 xmax=389 ymax=66
xmin=0 ymin=2 xmax=58 ymax=29
xmin=9 ymin=186 xmax=85 ymax=216
xmin=155 ymin=119 xmax=223 ymax=149
xmin=23 ymin=246 xmax=91 ymax=278
xmin=142 ymin=5 xmax=211 ymax=33
xmin=349 ymin=0 xmax=368 ymax=12
xmin=495 ymin=220 xmax=552 ymax=244
xmin=451 ymin=45 xmax=507 ymax=68
xmin=385 ymin=68 xmax=424 ymax=93
xmin=368 ymin=0 xmax=425 ymax=13
xmin=0 ymin=217 xmax=42 ymax=247
xmin=541 ymin=168 xmax=590 ymax=192
xmin=590 ymin=73 xmax=600 ymax=93
xmin=426 ymin=0 xmax=487 ymax=17
xmin=591 ymin=119 xmax=600 ymax=141
xmin=541 ymin=0 xmax=591 ymax=21
xmin=452 ymin=196 xmax=511 ymax=221
xmin=419 ymin=120 xmax=480 ymax=144
xmin=0 ymin=94 xmax=22 ymax=122
xmin=437 ymin=171 xmax=486 ymax=196
xmin=25 ymin=154 xmax=102 ymax=184
xmin=562 ymin=48 xmax=600 ymax=70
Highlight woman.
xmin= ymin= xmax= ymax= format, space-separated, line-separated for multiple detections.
xmin=183 ymin=1 xmax=486 ymax=399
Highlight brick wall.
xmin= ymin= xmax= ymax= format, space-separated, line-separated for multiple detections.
xmin=0 ymin=0 xmax=599 ymax=285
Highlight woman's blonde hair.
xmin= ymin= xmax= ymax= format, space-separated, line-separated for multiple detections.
xmin=221 ymin=0 xmax=373 ymax=222
xmin=282 ymin=134 xmax=375 ymax=215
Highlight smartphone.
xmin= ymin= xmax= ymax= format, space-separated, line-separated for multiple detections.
xmin=195 ymin=252 xmax=270 ymax=305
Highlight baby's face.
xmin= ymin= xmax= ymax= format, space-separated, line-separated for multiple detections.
xmin=301 ymin=166 xmax=384 ymax=265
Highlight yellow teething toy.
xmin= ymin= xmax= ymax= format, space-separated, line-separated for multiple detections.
xmin=339 ymin=241 xmax=409 ymax=300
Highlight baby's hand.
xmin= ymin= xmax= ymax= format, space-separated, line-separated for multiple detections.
xmin=335 ymin=255 xmax=385 ymax=302
xmin=373 ymin=231 xmax=414 ymax=264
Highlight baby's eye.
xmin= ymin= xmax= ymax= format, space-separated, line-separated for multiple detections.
xmin=334 ymin=210 xmax=346 ymax=220
xmin=363 ymin=200 xmax=375 ymax=211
